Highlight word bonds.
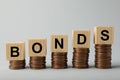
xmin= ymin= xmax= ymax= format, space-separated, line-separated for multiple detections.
xmin=6 ymin=26 xmax=114 ymax=69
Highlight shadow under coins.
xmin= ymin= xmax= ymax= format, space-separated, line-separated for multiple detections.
xmin=24 ymin=64 xmax=120 ymax=70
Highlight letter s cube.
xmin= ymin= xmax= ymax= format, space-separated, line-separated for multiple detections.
xmin=94 ymin=26 xmax=114 ymax=44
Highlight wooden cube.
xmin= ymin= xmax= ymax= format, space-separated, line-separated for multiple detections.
xmin=6 ymin=42 xmax=25 ymax=60
xmin=72 ymin=30 xmax=90 ymax=48
xmin=28 ymin=39 xmax=47 ymax=57
xmin=94 ymin=26 xmax=114 ymax=44
xmin=51 ymin=35 xmax=68 ymax=52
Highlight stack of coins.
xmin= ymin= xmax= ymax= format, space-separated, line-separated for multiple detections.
xmin=95 ymin=44 xmax=112 ymax=69
xmin=51 ymin=52 xmax=67 ymax=69
xmin=29 ymin=56 xmax=46 ymax=69
xmin=9 ymin=60 xmax=26 ymax=69
xmin=72 ymin=48 xmax=89 ymax=68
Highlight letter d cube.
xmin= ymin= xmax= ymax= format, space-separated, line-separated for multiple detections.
xmin=72 ymin=30 xmax=90 ymax=48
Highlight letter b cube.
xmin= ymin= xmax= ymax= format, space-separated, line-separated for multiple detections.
xmin=6 ymin=42 xmax=25 ymax=60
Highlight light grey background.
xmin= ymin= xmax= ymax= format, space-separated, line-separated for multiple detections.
xmin=0 ymin=0 xmax=120 ymax=80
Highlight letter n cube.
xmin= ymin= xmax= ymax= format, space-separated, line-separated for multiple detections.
xmin=51 ymin=35 xmax=68 ymax=52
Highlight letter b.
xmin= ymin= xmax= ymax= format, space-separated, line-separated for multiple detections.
xmin=11 ymin=47 xmax=19 ymax=57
